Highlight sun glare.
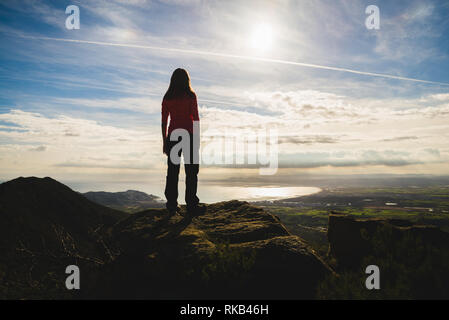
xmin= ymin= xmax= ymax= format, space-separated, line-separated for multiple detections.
xmin=249 ymin=23 xmax=273 ymax=52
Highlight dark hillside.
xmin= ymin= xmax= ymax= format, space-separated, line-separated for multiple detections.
xmin=0 ymin=177 xmax=126 ymax=298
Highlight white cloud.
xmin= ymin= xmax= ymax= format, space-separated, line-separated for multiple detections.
xmin=429 ymin=93 xmax=449 ymax=101
xmin=0 ymin=109 xmax=162 ymax=175
xmin=28 ymin=145 xmax=46 ymax=152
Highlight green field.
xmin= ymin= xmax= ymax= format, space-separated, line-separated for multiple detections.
xmin=258 ymin=186 xmax=449 ymax=257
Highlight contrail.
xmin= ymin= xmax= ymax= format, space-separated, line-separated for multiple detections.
xmin=21 ymin=35 xmax=449 ymax=86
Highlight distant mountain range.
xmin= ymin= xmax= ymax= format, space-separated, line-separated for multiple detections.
xmin=83 ymin=190 xmax=165 ymax=213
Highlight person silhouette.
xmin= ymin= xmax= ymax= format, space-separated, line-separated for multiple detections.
xmin=161 ymin=68 xmax=203 ymax=215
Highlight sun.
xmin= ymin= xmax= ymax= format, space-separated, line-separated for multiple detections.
xmin=249 ymin=23 xmax=273 ymax=52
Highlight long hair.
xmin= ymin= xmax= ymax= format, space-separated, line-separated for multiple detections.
xmin=163 ymin=68 xmax=195 ymax=100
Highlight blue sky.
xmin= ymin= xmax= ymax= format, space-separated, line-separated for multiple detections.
xmin=1 ymin=0 xmax=449 ymax=192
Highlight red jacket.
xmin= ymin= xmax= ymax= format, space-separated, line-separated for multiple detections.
xmin=162 ymin=94 xmax=199 ymax=135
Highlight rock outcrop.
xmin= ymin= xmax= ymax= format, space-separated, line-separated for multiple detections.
xmin=100 ymin=201 xmax=333 ymax=299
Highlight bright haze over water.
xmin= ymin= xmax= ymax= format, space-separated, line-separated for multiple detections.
xmin=197 ymin=185 xmax=321 ymax=203
xmin=71 ymin=180 xmax=320 ymax=203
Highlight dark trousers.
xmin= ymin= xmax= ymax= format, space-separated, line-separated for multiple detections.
xmin=164 ymin=133 xmax=200 ymax=210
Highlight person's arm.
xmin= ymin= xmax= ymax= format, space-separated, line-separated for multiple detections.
xmin=191 ymin=94 xmax=200 ymax=122
xmin=161 ymin=100 xmax=169 ymax=155
xmin=191 ymin=94 xmax=200 ymax=151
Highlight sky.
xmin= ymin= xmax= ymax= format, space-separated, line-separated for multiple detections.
xmin=1 ymin=0 xmax=449 ymax=196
